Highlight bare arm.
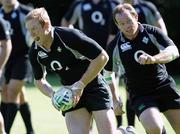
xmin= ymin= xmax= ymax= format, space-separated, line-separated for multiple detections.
xmin=138 ymin=45 xmax=179 ymax=65
xmin=80 ymin=50 xmax=109 ymax=86
xmin=155 ymin=18 xmax=168 ymax=35
xmin=153 ymin=45 xmax=179 ymax=63
xmin=67 ymin=50 xmax=109 ymax=106
xmin=35 ymin=78 xmax=55 ymax=98
xmin=107 ymin=34 xmax=116 ymax=45
xmin=104 ymin=71 xmax=119 ymax=101
xmin=0 ymin=39 xmax=12 ymax=76
xmin=61 ymin=3 xmax=81 ymax=28
xmin=104 ymin=70 xmax=124 ymax=115
xmin=61 ymin=18 xmax=72 ymax=27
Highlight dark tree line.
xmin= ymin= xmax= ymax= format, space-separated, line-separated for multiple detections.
xmin=147 ymin=0 xmax=180 ymax=75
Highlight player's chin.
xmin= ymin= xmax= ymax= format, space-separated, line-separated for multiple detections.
xmin=34 ymin=37 xmax=40 ymax=42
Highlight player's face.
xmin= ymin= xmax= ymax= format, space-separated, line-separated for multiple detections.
xmin=26 ymin=19 xmax=46 ymax=46
xmin=115 ymin=11 xmax=138 ymax=39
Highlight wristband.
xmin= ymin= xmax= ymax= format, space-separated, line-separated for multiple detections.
xmin=171 ymin=53 xmax=176 ymax=61
xmin=105 ymin=76 xmax=112 ymax=81
xmin=71 ymin=81 xmax=85 ymax=91
xmin=114 ymin=97 xmax=123 ymax=109
xmin=114 ymin=100 xmax=123 ymax=108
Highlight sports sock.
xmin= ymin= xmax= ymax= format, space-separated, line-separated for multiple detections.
xmin=162 ymin=126 xmax=167 ymax=134
xmin=116 ymin=115 xmax=122 ymax=127
xmin=5 ymin=103 xmax=19 ymax=134
xmin=126 ymin=99 xmax=135 ymax=126
xmin=0 ymin=102 xmax=8 ymax=125
xmin=20 ymin=103 xmax=34 ymax=134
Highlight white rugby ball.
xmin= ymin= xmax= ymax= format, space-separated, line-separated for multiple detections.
xmin=53 ymin=87 xmax=73 ymax=111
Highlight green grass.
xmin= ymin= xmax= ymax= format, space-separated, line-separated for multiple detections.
xmin=8 ymin=75 xmax=180 ymax=134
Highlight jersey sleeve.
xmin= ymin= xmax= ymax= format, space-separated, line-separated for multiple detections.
xmin=143 ymin=1 xmax=162 ymax=20
xmin=109 ymin=2 xmax=119 ymax=35
xmin=63 ymin=1 xmax=81 ymax=25
xmin=105 ymin=34 xmax=125 ymax=75
xmin=0 ymin=18 xmax=11 ymax=40
xmin=109 ymin=15 xmax=118 ymax=35
xmin=59 ymin=27 xmax=103 ymax=60
xmin=140 ymin=1 xmax=162 ymax=26
xmin=29 ymin=43 xmax=45 ymax=80
xmin=104 ymin=36 xmax=121 ymax=72
xmin=145 ymin=25 xmax=175 ymax=49
xmin=104 ymin=41 xmax=114 ymax=72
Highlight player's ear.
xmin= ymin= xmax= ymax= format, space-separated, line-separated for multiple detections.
xmin=135 ymin=13 xmax=138 ymax=21
xmin=43 ymin=21 xmax=50 ymax=32
xmin=43 ymin=21 xmax=48 ymax=28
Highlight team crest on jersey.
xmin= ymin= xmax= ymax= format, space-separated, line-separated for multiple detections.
xmin=38 ymin=51 xmax=48 ymax=58
xmin=142 ymin=37 xmax=149 ymax=44
xmin=57 ymin=47 xmax=62 ymax=52
xmin=65 ymin=66 xmax=69 ymax=71
xmin=120 ymin=42 xmax=132 ymax=52
xmin=11 ymin=12 xmax=17 ymax=19
xmin=83 ymin=4 xmax=92 ymax=11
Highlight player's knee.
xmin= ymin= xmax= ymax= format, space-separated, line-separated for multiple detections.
xmin=146 ymin=126 xmax=164 ymax=134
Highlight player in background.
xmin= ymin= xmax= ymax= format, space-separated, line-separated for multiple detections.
xmin=120 ymin=0 xmax=168 ymax=127
xmin=0 ymin=0 xmax=34 ymax=134
xmin=0 ymin=16 xmax=12 ymax=134
xmin=105 ymin=3 xmax=180 ymax=134
xmin=123 ymin=0 xmax=167 ymax=34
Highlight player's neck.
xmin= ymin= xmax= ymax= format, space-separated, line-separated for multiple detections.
xmin=42 ymin=30 xmax=53 ymax=51
xmin=125 ymin=28 xmax=139 ymax=40
xmin=3 ymin=5 xmax=15 ymax=13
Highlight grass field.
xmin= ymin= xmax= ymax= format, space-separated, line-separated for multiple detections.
xmin=7 ymin=75 xmax=180 ymax=134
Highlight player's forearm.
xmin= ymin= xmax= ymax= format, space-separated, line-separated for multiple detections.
xmin=156 ymin=18 xmax=168 ymax=35
xmin=104 ymin=71 xmax=119 ymax=101
xmin=80 ymin=50 xmax=109 ymax=86
xmin=0 ymin=40 xmax=12 ymax=70
xmin=153 ymin=46 xmax=179 ymax=64
xmin=109 ymin=82 xmax=120 ymax=102
xmin=35 ymin=79 xmax=55 ymax=98
xmin=107 ymin=34 xmax=115 ymax=45
xmin=61 ymin=18 xmax=71 ymax=27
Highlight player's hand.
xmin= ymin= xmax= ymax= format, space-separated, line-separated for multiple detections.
xmin=52 ymin=92 xmax=63 ymax=111
xmin=69 ymin=81 xmax=85 ymax=107
xmin=52 ymin=97 xmax=72 ymax=111
xmin=51 ymin=88 xmax=73 ymax=111
xmin=138 ymin=53 xmax=155 ymax=65
xmin=113 ymin=97 xmax=125 ymax=115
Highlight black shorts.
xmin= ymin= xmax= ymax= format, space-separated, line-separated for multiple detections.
xmin=4 ymin=57 xmax=32 ymax=84
xmin=62 ymin=75 xmax=113 ymax=116
xmin=130 ymin=78 xmax=180 ymax=117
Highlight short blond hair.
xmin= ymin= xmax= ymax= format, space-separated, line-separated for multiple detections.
xmin=25 ymin=7 xmax=51 ymax=26
xmin=113 ymin=3 xmax=137 ymax=24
